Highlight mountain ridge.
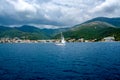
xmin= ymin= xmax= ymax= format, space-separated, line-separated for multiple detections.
xmin=0 ymin=17 xmax=120 ymax=41
xmin=83 ymin=17 xmax=120 ymax=27
xmin=55 ymin=20 xmax=120 ymax=41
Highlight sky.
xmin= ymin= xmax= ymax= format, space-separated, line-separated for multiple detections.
xmin=0 ymin=0 xmax=120 ymax=28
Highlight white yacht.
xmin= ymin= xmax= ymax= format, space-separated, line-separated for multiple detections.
xmin=55 ymin=32 xmax=66 ymax=46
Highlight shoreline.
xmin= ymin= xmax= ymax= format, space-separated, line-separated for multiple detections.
xmin=0 ymin=40 xmax=119 ymax=43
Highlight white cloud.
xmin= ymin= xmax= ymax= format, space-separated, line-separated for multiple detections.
xmin=0 ymin=0 xmax=120 ymax=28
xmin=90 ymin=0 xmax=120 ymax=17
xmin=6 ymin=0 xmax=37 ymax=13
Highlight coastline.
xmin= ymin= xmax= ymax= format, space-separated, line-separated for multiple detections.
xmin=0 ymin=39 xmax=119 ymax=43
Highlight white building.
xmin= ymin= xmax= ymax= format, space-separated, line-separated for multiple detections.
xmin=103 ymin=37 xmax=115 ymax=42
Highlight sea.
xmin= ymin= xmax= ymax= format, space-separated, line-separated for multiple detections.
xmin=0 ymin=42 xmax=120 ymax=80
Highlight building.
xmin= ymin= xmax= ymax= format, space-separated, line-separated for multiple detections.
xmin=103 ymin=37 xmax=115 ymax=42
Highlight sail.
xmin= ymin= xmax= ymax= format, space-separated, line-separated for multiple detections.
xmin=61 ymin=37 xmax=65 ymax=44
xmin=55 ymin=32 xmax=66 ymax=45
xmin=61 ymin=32 xmax=66 ymax=44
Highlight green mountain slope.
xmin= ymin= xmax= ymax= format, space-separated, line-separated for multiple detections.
xmin=0 ymin=26 xmax=48 ymax=40
xmin=15 ymin=25 xmax=68 ymax=38
xmin=84 ymin=17 xmax=120 ymax=27
xmin=0 ymin=26 xmax=12 ymax=31
xmin=0 ymin=25 xmax=68 ymax=40
xmin=15 ymin=25 xmax=42 ymax=33
xmin=55 ymin=21 xmax=120 ymax=41
xmin=1 ymin=17 xmax=120 ymax=41
xmin=15 ymin=25 xmax=48 ymax=39
xmin=40 ymin=28 xmax=69 ymax=37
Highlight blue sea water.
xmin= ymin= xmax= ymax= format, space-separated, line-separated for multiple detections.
xmin=0 ymin=42 xmax=120 ymax=80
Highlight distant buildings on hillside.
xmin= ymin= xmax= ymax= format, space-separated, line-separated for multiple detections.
xmin=102 ymin=37 xmax=115 ymax=42
xmin=0 ymin=36 xmax=116 ymax=43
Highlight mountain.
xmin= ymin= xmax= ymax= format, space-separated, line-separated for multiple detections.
xmin=1 ymin=17 xmax=120 ymax=41
xmin=84 ymin=17 xmax=120 ymax=27
xmin=15 ymin=25 xmax=41 ymax=33
xmin=15 ymin=25 xmax=68 ymax=38
xmin=54 ymin=17 xmax=120 ymax=41
xmin=0 ymin=26 xmax=48 ymax=40
xmin=0 ymin=26 xmax=12 ymax=31
xmin=0 ymin=25 xmax=68 ymax=40
xmin=40 ymin=28 xmax=69 ymax=37
xmin=15 ymin=25 xmax=48 ymax=39
xmin=55 ymin=21 xmax=120 ymax=41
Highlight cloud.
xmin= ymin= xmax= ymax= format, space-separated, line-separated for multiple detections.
xmin=90 ymin=0 xmax=120 ymax=17
xmin=6 ymin=0 xmax=37 ymax=12
xmin=0 ymin=0 xmax=120 ymax=28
